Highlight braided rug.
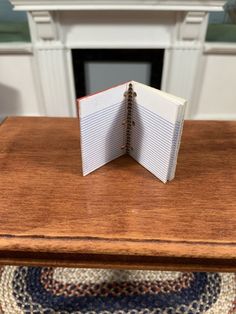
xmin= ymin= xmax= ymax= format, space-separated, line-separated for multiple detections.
xmin=0 ymin=267 xmax=235 ymax=313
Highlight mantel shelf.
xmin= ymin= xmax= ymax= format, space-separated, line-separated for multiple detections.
xmin=11 ymin=0 xmax=225 ymax=11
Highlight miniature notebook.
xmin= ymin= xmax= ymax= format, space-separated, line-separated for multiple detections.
xmin=77 ymin=81 xmax=186 ymax=183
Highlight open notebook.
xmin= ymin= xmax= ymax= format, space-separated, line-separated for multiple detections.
xmin=77 ymin=81 xmax=186 ymax=183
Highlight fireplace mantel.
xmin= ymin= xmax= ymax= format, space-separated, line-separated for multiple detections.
xmin=10 ymin=0 xmax=225 ymax=118
xmin=11 ymin=0 xmax=225 ymax=11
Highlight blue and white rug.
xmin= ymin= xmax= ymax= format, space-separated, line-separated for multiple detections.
xmin=0 ymin=267 xmax=235 ymax=313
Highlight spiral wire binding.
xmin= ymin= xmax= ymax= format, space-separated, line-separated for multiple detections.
xmin=123 ymin=83 xmax=136 ymax=154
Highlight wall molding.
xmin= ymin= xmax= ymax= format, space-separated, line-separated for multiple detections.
xmin=0 ymin=43 xmax=33 ymax=54
xmin=11 ymin=0 xmax=225 ymax=11
xmin=204 ymin=43 xmax=236 ymax=55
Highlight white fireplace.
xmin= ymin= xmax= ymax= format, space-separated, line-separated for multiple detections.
xmin=10 ymin=0 xmax=225 ymax=118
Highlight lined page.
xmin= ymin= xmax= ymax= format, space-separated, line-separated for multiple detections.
xmin=78 ymin=83 xmax=128 ymax=176
xmin=130 ymin=81 xmax=186 ymax=183
xmin=78 ymin=80 xmax=186 ymax=181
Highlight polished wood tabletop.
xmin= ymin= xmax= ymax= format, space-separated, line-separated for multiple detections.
xmin=0 ymin=117 xmax=236 ymax=271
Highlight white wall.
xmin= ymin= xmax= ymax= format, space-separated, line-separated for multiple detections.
xmin=193 ymin=52 xmax=236 ymax=120
xmin=0 ymin=53 xmax=41 ymax=117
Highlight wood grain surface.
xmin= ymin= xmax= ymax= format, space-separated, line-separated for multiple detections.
xmin=0 ymin=117 xmax=236 ymax=271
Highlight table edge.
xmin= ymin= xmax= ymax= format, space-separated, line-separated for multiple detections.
xmin=1 ymin=234 xmax=236 ymax=259
xmin=1 ymin=235 xmax=236 ymax=271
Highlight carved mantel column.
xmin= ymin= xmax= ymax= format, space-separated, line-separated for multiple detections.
xmin=163 ymin=10 xmax=210 ymax=117
xmin=28 ymin=10 xmax=74 ymax=116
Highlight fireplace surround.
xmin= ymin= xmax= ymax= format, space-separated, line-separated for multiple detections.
xmin=10 ymin=0 xmax=225 ymax=118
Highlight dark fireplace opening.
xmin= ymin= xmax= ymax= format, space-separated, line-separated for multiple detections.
xmin=72 ymin=49 xmax=164 ymax=98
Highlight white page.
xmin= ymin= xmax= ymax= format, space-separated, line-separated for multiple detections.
xmin=78 ymin=80 xmax=186 ymax=182
xmin=132 ymin=81 xmax=185 ymax=124
xmin=78 ymin=82 xmax=128 ymax=176
xmin=167 ymin=104 xmax=186 ymax=181
xmin=129 ymin=81 xmax=186 ymax=183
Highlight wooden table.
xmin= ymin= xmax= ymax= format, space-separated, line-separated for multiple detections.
xmin=0 ymin=117 xmax=236 ymax=271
